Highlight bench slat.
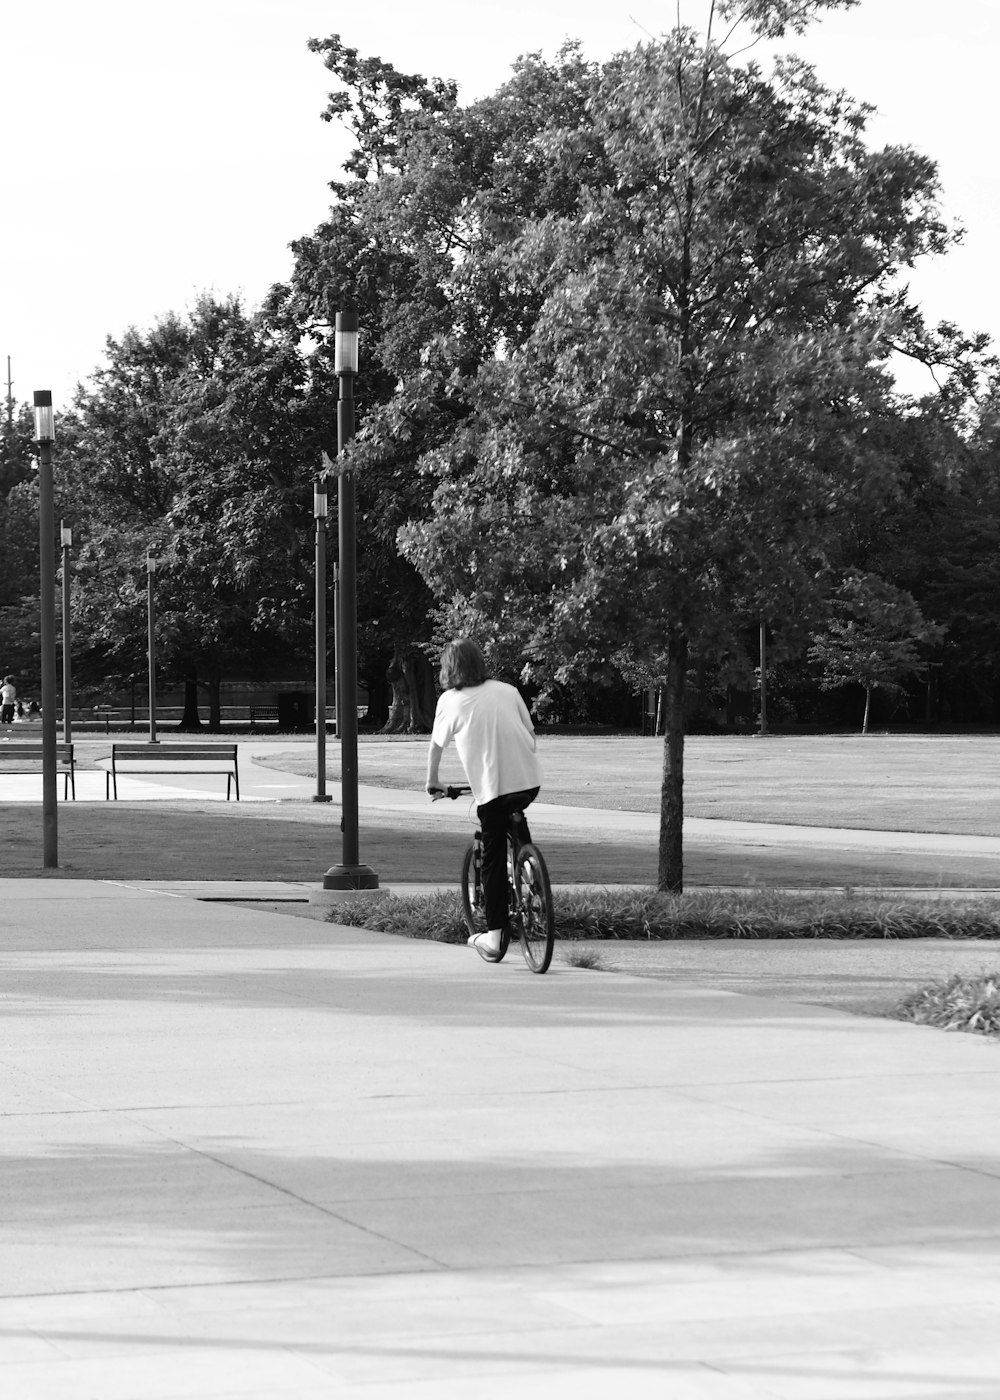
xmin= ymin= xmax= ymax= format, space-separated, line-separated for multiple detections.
xmin=111 ymin=745 xmax=237 ymax=758
xmin=0 ymin=744 xmax=74 ymax=759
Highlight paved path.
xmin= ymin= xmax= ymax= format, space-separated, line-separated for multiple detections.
xmin=1 ymin=877 xmax=999 ymax=1397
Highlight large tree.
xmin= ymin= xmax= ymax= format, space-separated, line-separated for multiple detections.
xmin=381 ymin=1 xmax=967 ymax=887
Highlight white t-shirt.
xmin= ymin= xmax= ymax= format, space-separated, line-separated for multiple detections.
xmin=432 ymin=679 xmax=541 ymax=805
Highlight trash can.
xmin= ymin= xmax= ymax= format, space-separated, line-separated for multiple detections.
xmin=276 ymin=692 xmax=314 ymax=730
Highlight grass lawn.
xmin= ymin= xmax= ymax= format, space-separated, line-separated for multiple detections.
xmin=261 ymin=731 xmax=1000 ymax=836
xmin=4 ymin=732 xmax=997 ymax=889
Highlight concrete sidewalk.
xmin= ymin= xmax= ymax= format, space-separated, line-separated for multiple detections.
xmin=1 ymin=878 xmax=999 ymax=1397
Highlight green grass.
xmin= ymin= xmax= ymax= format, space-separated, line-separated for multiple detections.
xmin=329 ymin=887 xmax=1000 ymax=942
xmin=895 ymin=972 xmax=1000 ymax=1037
xmin=259 ymin=733 xmax=1000 ymax=835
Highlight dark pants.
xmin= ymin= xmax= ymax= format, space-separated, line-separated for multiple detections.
xmin=478 ymin=787 xmax=539 ymax=930
xmin=0 ymin=705 xmax=14 ymax=724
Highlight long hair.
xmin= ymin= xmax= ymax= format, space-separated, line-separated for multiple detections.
xmin=439 ymin=638 xmax=488 ymax=691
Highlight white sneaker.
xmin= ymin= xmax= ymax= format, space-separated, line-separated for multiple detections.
xmin=467 ymin=930 xmax=503 ymax=961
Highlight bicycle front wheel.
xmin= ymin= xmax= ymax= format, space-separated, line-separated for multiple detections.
xmin=514 ymin=843 xmax=554 ymax=973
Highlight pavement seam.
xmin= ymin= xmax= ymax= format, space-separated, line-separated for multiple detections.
xmin=116 ymin=1115 xmax=451 ymax=1271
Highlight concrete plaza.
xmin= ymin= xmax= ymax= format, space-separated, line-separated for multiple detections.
xmin=2 ymin=865 xmax=1000 ymax=1397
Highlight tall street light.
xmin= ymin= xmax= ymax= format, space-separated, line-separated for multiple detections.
xmin=313 ymin=467 xmax=333 ymax=803
xmin=33 ymin=391 xmax=58 ymax=868
xmin=61 ymin=523 xmax=73 ymax=743
xmin=323 ymin=310 xmax=379 ymax=892
xmin=147 ymin=552 xmax=158 ymax=744
xmin=333 ymin=561 xmax=341 ymax=740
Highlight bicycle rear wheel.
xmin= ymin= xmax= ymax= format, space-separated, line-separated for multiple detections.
xmin=461 ymin=840 xmax=510 ymax=960
xmin=459 ymin=843 xmax=483 ymax=940
xmin=514 ymin=843 xmax=554 ymax=973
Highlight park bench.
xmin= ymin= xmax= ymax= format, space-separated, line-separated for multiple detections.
xmin=0 ymin=741 xmax=76 ymax=799
xmin=248 ymin=704 xmax=280 ymax=728
xmin=103 ymin=743 xmax=240 ymax=800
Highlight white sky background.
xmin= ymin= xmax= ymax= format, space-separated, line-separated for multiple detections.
xmin=1 ymin=0 xmax=995 ymax=410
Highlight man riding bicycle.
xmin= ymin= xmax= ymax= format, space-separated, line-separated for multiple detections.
xmin=426 ymin=638 xmax=541 ymax=962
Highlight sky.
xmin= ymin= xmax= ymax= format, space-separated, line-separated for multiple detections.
xmin=1 ymin=0 xmax=996 ymax=411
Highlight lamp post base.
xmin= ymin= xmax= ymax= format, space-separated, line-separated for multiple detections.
xmin=323 ymin=864 xmax=380 ymax=891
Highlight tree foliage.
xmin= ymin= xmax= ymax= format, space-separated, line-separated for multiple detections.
xmin=58 ymin=296 xmax=325 ymax=724
xmin=808 ymin=571 xmax=943 ymax=732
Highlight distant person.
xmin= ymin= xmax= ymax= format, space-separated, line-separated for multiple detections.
xmin=426 ymin=638 xmax=542 ymax=961
xmin=0 ymin=677 xmax=16 ymax=725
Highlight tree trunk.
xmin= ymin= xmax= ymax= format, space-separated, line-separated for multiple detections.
xmin=383 ymin=645 xmax=436 ymax=734
xmin=384 ymin=650 xmax=409 ymax=733
xmin=405 ymin=649 xmax=437 ymax=731
xmin=179 ymin=673 xmax=202 ymax=730
xmin=862 ymin=685 xmax=871 ymax=734
xmin=657 ymin=629 xmax=688 ymax=893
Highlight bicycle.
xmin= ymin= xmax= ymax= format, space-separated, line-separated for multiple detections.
xmin=443 ymin=785 xmax=555 ymax=974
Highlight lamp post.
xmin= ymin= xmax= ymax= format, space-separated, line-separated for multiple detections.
xmin=323 ymin=310 xmax=379 ymax=892
xmin=33 ymin=391 xmax=58 ymax=868
xmin=333 ymin=561 xmax=341 ymax=740
xmin=61 ymin=524 xmax=72 ymax=743
xmin=146 ymin=552 xmax=158 ymax=744
xmin=313 ymin=469 xmax=333 ymax=803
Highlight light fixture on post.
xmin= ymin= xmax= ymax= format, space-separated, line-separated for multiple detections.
xmin=323 ymin=310 xmax=379 ymax=894
xmin=33 ymin=391 xmax=58 ymax=868
xmin=61 ymin=523 xmax=73 ymax=743
xmin=313 ymin=464 xmax=333 ymax=803
xmin=146 ymin=552 xmax=158 ymax=744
